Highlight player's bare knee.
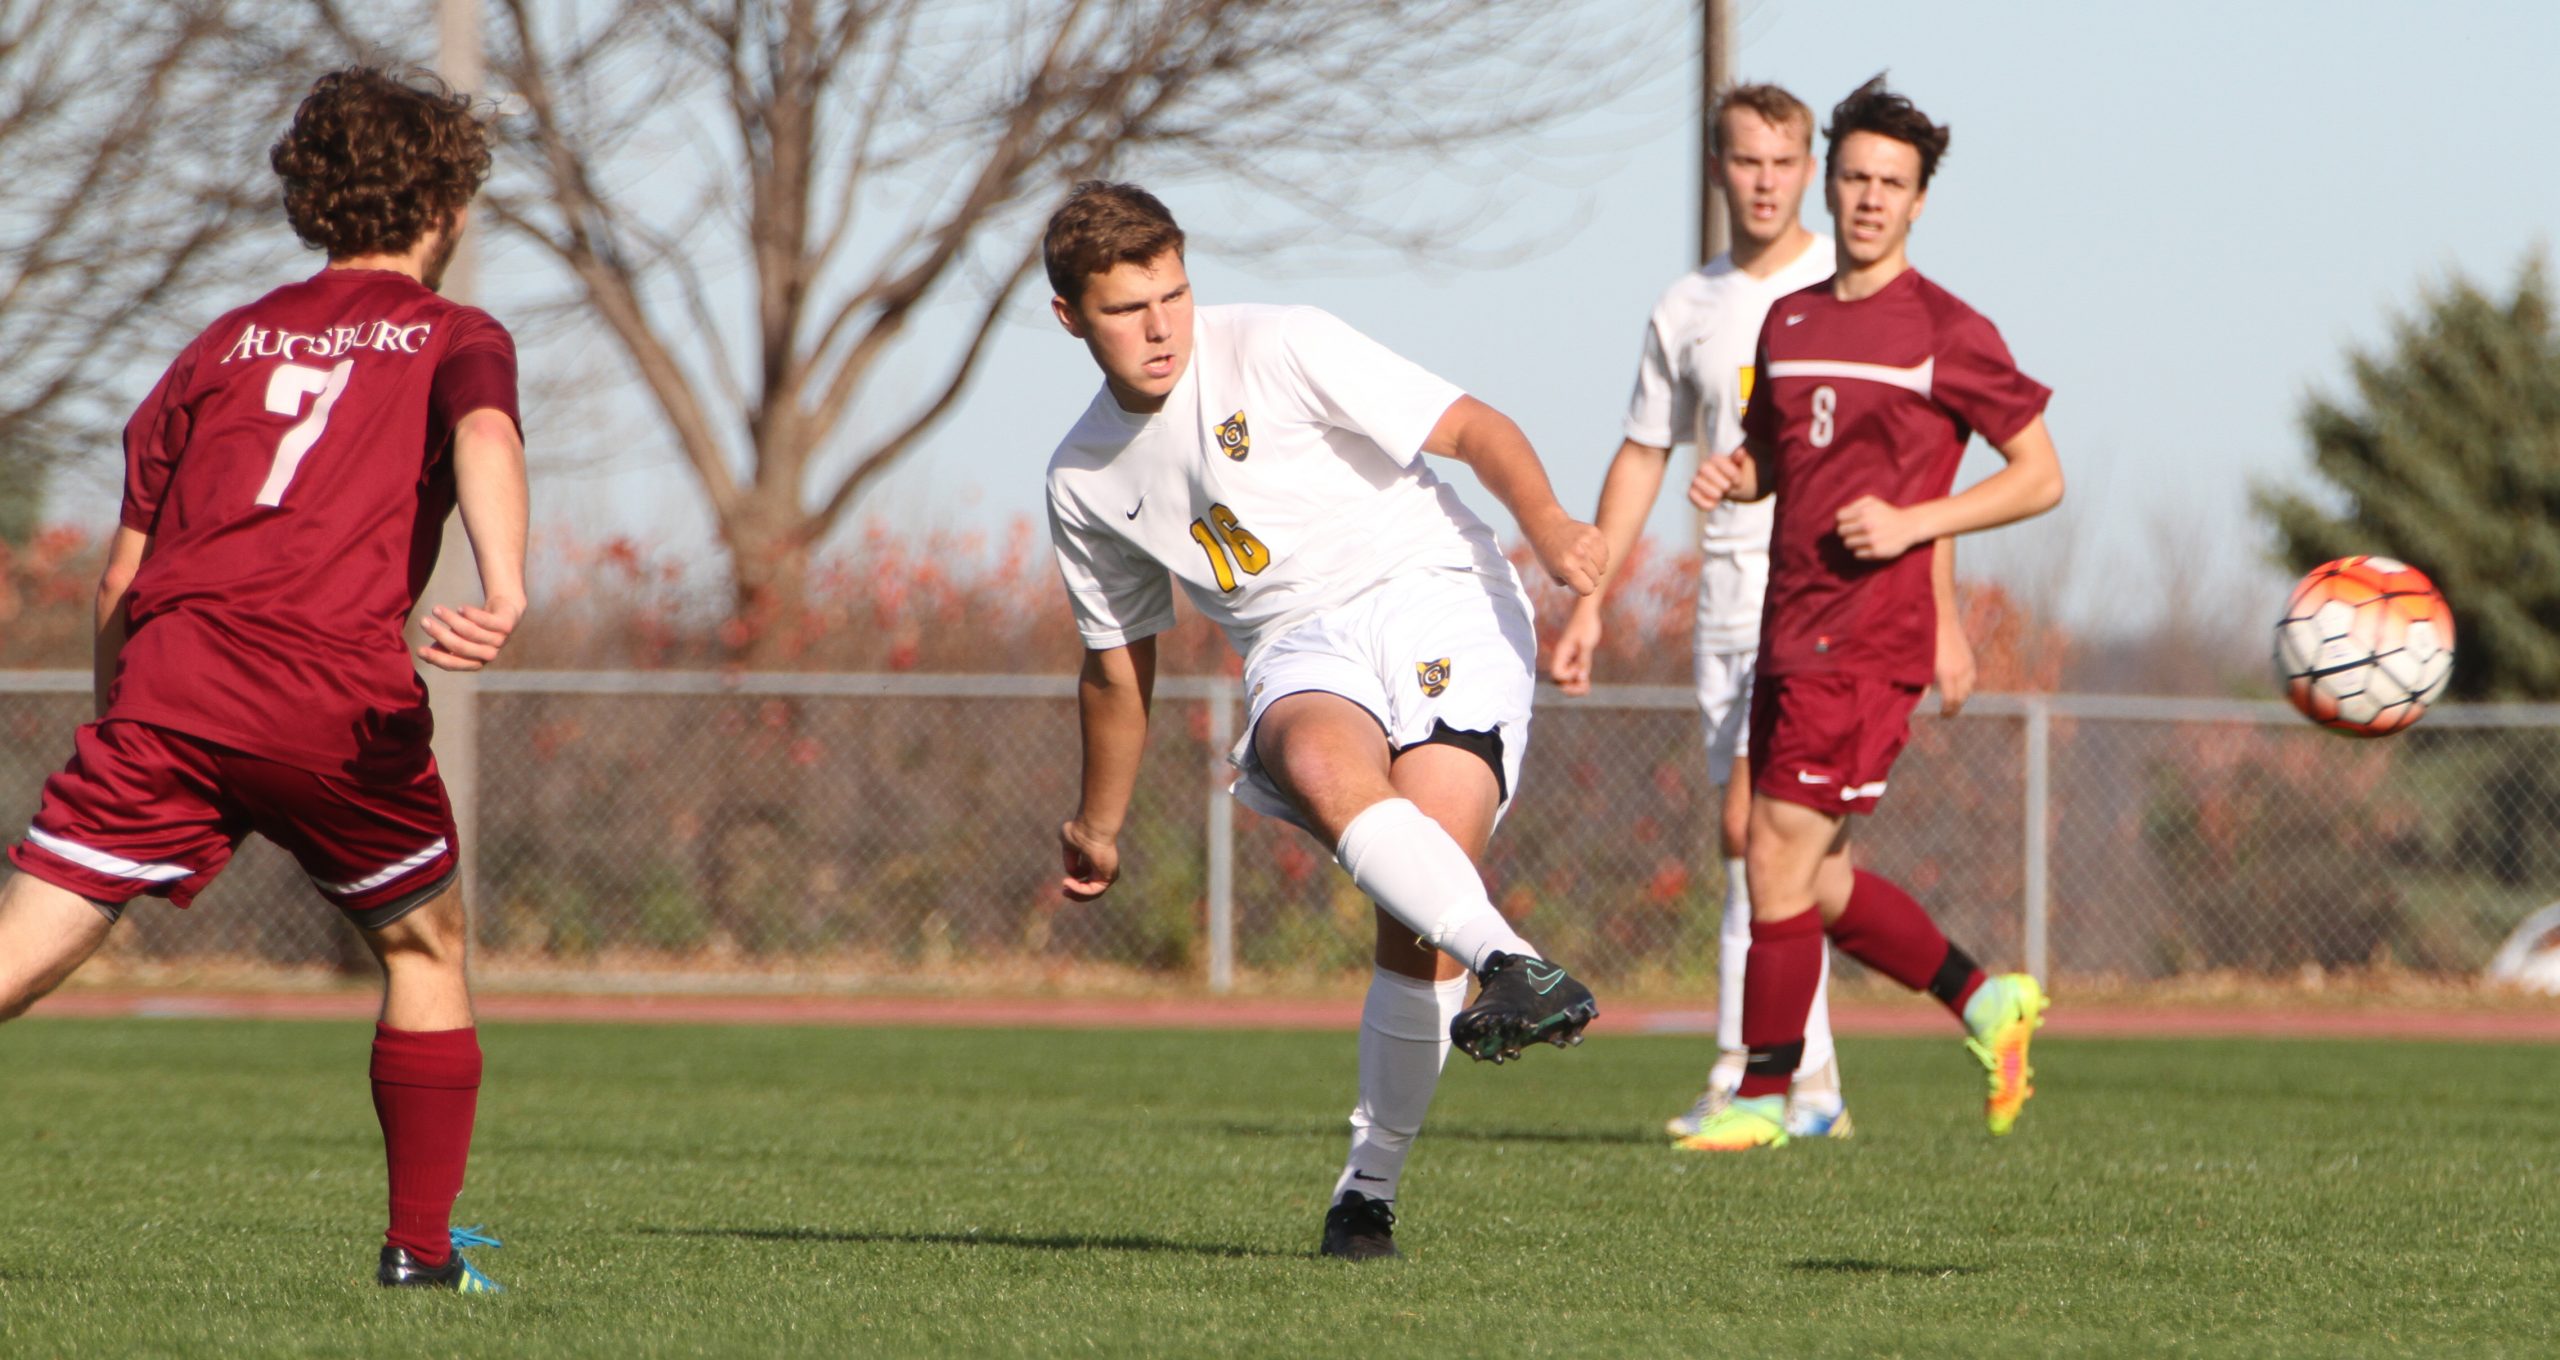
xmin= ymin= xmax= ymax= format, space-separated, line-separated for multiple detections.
xmin=1255 ymin=696 xmax=1395 ymax=833
xmin=0 ymin=972 xmax=69 ymax=1022
xmin=0 ymin=962 xmax=71 ymax=1020
xmin=1270 ymin=750 xmax=1394 ymax=845
xmin=363 ymin=882 xmax=468 ymax=970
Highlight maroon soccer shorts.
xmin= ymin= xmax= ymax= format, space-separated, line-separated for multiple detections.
xmin=1747 ymin=672 xmax=1925 ymax=817
xmin=7 ymin=719 xmax=459 ymax=927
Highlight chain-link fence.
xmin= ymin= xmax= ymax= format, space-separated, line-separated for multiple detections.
xmin=5 ymin=671 xmax=2557 ymax=990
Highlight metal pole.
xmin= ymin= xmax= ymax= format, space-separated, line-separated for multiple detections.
xmin=1699 ymin=0 xmax=1731 ymax=266
xmin=2023 ymin=698 xmax=2051 ymax=984
xmin=1692 ymin=0 xmax=1731 ymax=545
xmin=1206 ymin=678 xmax=1236 ymax=992
xmin=427 ymin=0 xmax=484 ymax=921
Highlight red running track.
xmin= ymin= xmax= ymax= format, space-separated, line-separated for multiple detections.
xmin=26 ymin=990 xmax=2560 ymax=1042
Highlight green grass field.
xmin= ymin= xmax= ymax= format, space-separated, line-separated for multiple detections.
xmin=2 ymin=1018 xmax=2552 ymax=1358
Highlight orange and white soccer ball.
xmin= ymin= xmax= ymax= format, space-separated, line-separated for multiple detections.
xmin=2274 ymin=556 xmax=2455 ymax=736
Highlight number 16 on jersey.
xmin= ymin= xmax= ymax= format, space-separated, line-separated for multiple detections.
xmin=1188 ymin=502 xmax=1269 ymax=592
xmin=257 ymin=358 xmax=355 ymax=506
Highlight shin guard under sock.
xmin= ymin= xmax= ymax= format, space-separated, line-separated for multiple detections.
xmin=371 ymin=1025 xmax=482 ymax=1265
xmin=1332 ymin=968 xmax=1468 ymax=1204
xmin=1737 ymin=910 xmax=1825 ymax=1099
xmin=1336 ymin=799 xmax=1536 ymax=973
xmin=1830 ymin=869 xmax=1984 ymax=1019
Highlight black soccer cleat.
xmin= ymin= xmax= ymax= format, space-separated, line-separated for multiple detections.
xmin=1320 ymin=1191 xmax=1401 ymax=1261
xmin=1449 ymin=952 xmax=1598 ymax=1064
xmin=377 ymin=1226 xmax=504 ymax=1292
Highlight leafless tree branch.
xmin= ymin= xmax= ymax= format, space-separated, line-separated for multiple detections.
xmin=0 ymin=0 xmax=361 ymax=520
xmin=399 ymin=0 xmax=1678 ymax=652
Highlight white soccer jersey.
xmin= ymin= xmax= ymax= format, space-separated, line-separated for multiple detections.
xmin=1047 ymin=304 xmax=1515 ymax=664
xmin=1621 ymin=235 xmax=1837 ymax=650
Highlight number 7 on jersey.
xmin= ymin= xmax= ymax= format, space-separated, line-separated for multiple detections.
xmin=257 ymin=358 xmax=355 ymax=506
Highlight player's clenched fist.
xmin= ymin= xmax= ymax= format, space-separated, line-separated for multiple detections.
xmin=1527 ymin=514 xmax=1609 ymax=597
xmin=1059 ymin=819 xmax=1121 ymax=901
xmin=1834 ymin=494 xmax=1921 ymax=561
xmin=1688 ymin=451 xmax=1747 ymax=511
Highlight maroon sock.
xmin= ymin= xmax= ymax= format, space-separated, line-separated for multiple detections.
xmin=371 ymin=1024 xmax=482 ymax=1265
xmin=1830 ymin=870 xmax=1985 ymax=1018
xmin=1737 ymin=909 xmax=1826 ymax=1098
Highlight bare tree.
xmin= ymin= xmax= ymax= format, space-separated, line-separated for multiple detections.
xmin=0 ymin=0 xmax=341 ymax=534
xmin=467 ymin=0 xmax=1670 ymax=658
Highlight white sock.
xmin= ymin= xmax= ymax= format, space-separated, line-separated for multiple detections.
xmin=1800 ymin=945 xmax=1837 ymax=1078
xmin=1335 ymin=799 xmax=1537 ymax=973
xmin=1715 ymin=855 xmax=1750 ymax=1055
xmin=1331 ymin=968 xmax=1468 ymax=1205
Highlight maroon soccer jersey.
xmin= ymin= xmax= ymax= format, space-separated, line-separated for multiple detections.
xmin=111 ymin=268 xmax=520 ymax=775
xmin=1740 ymin=269 xmax=2048 ymax=685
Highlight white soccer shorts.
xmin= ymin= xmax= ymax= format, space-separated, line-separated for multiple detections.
xmin=1230 ymin=567 xmax=1537 ymax=834
xmin=1693 ymin=645 xmax=1759 ymax=788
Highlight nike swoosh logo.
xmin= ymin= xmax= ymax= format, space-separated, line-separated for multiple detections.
xmin=1124 ymin=497 xmax=1146 ymax=520
xmin=1523 ymin=963 xmax=1567 ymax=995
xmin=1351 ymin=1170 xmax=1388 ymax=1183
xmin=1785 ymin=314 xmax=1805 ymax=325
xmin=1796 ymin=770 xmax=1835 ymax=784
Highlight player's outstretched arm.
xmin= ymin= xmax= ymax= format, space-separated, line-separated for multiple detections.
xmin=420 ymin=408 xmax=529 ymax=673
xmin=1836 ymin=416 xmax=2064 ymax=562
xmin=1062 ymin=637 xmax=1156 ymax=901
xmin=90 ymin=526 xmax=150 ymax=718
xmin=1551 ymin=438 xmax=1673 ymax=693
xmin=1423 ymin=396 xmax=1607 ymax=596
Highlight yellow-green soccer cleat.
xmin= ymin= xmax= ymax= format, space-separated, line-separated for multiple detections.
xmin=1781 ymin=1054 xmax=1854 ymax=1140
xmin=1663 ymin=1050 xmax=1746 ymax=1138
xmin=1963 ymin=973 xmax=2048 ymax=1136
xmin=1672 ymin=1094 xmax=1790 ymax=1152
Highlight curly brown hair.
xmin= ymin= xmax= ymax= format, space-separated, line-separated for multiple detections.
xmin=270 ymin=67 xmax=491 ymax=259
xmin=1825 ymin=74 xmax=1951 ymax=188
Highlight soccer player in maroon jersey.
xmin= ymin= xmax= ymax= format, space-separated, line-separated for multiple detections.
xmin=1679 ymin=76 xmax=2065 ymax=1151
xmin=0 ymin=69 xmax=526 ymax=1286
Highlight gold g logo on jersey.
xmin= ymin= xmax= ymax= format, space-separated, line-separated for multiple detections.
xmin=1216 ymin=410 xmax=1250 ymax=460
xmin=1415 ymin=658 xmax=1452 ymax=697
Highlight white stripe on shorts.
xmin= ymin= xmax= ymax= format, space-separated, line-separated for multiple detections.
xmin=24 ymin=826 xmax=194 ymax=883
xmin=314 ymin=838 xmax=450 ymax=896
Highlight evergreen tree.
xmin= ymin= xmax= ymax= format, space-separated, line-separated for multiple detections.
xmin=2253 ymin=255 xmax=2560 ymax=699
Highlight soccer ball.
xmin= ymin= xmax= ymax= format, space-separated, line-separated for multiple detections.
xmin=2274 ymin=556 xmax=2455 ymax=736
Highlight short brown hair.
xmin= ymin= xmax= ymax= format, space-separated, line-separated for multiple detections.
xmin=1043 ymin=181 xmax=1185 ymax=305
xmin=1710 ymin=83 xmax=1813 ymax=157
xmin=1824 ymin=74 xmax=1951 ymax=188
xmin=270 ymin=67 xmax=491 ymax=259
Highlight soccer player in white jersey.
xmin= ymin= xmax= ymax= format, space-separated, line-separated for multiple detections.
xmin=1040 ymin=182 xmax=1605 ymax=1261
xmin=1549 ymin=84 xmax=1974 ymax=1141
